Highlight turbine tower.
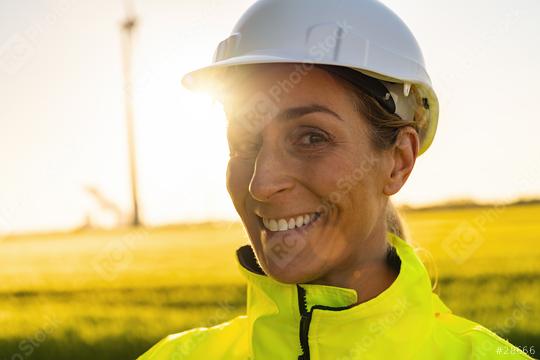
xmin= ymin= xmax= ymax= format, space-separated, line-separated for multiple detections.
xmin=120 ymin=0 xmax=141 ymax=226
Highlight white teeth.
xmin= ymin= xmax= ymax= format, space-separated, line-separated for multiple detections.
xmin=288 ymin=218 xmax=296 ymax=230
xmin=261 ymin=212 xmax=319 ymax=232
xmin=268 ymin=219 xmax=278 ymax=231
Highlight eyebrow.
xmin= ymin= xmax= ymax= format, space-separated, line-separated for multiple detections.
xmin=277 ymin=104 xmax=344 ymax=122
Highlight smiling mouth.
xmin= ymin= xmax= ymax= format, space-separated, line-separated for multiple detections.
xmin=259 ymin=212 xmax=322 ymax=232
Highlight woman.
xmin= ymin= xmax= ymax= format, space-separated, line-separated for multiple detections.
xmin=139 ymin=0 xmax=531 ymax=359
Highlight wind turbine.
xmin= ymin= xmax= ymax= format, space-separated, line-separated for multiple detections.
xmin=120 ymin=0 xmax=141 ymax=226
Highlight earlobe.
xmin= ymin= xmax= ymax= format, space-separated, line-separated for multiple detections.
xmin=383 ymin=127 xmax=419 ymax=196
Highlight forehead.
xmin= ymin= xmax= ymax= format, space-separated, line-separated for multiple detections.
xmin=221 ymin=63 xmax=350 ymax=112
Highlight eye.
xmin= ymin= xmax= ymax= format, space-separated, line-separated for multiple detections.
xmin=298 ymin=131 xmax=330 ymax=146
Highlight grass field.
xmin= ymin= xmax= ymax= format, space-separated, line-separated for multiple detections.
xmin=0 ymin=204 xmax=539 ymax=359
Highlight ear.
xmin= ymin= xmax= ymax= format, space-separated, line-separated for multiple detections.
xmin=383 ymin=126 xmax=419 ymax=196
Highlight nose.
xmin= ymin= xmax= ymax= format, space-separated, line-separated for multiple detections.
xmin=249 ymin=142 xmax=295 ymax=202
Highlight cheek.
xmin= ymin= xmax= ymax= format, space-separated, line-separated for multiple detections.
xmin=307 ymin=152 xmax=361 ymax=203
xmin=321 ymin=151 xmax=382 ymax=214
xmin=294 ymin=149 xmax=352 ymax=192
xmin=344 ymin=160 xmax=387 ymax=231
xmin=226 ymin=159 xmax=254 ymax=208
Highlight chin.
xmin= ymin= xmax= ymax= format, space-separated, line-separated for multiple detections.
xmin=251 ymin=244 xmax=321 ymax=284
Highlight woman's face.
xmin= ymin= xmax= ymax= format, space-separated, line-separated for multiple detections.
xmin=224 ymin=64 xmax=404 ymax=284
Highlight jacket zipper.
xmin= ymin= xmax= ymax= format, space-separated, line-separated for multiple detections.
xmin=297 ymin=285 xmax=311 ymax=360
xmin=297 ymin=285 xmax=358 ymax=360
xmin=295 ymin=246 xmax=399 ymax=359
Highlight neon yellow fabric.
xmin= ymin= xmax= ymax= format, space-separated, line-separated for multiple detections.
xmin=138 ymin=233 xmax=532 ymax=359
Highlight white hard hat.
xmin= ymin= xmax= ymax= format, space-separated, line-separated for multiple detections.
xmin=182 ymin=0 xmax=439 ymax=155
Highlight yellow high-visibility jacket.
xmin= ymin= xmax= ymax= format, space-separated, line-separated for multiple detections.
xmin=138 ymin=233 xmax=532 ymax=359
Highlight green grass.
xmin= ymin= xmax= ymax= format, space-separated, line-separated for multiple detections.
xmin=0 ymin=205 xmax=539 ymax=359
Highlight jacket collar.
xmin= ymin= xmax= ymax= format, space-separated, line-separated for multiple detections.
xmin=235 ymin=232 xmax=451 ymax=358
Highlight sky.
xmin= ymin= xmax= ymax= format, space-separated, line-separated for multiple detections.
xmin=1 ymin=0 xmax=539 ymax=235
